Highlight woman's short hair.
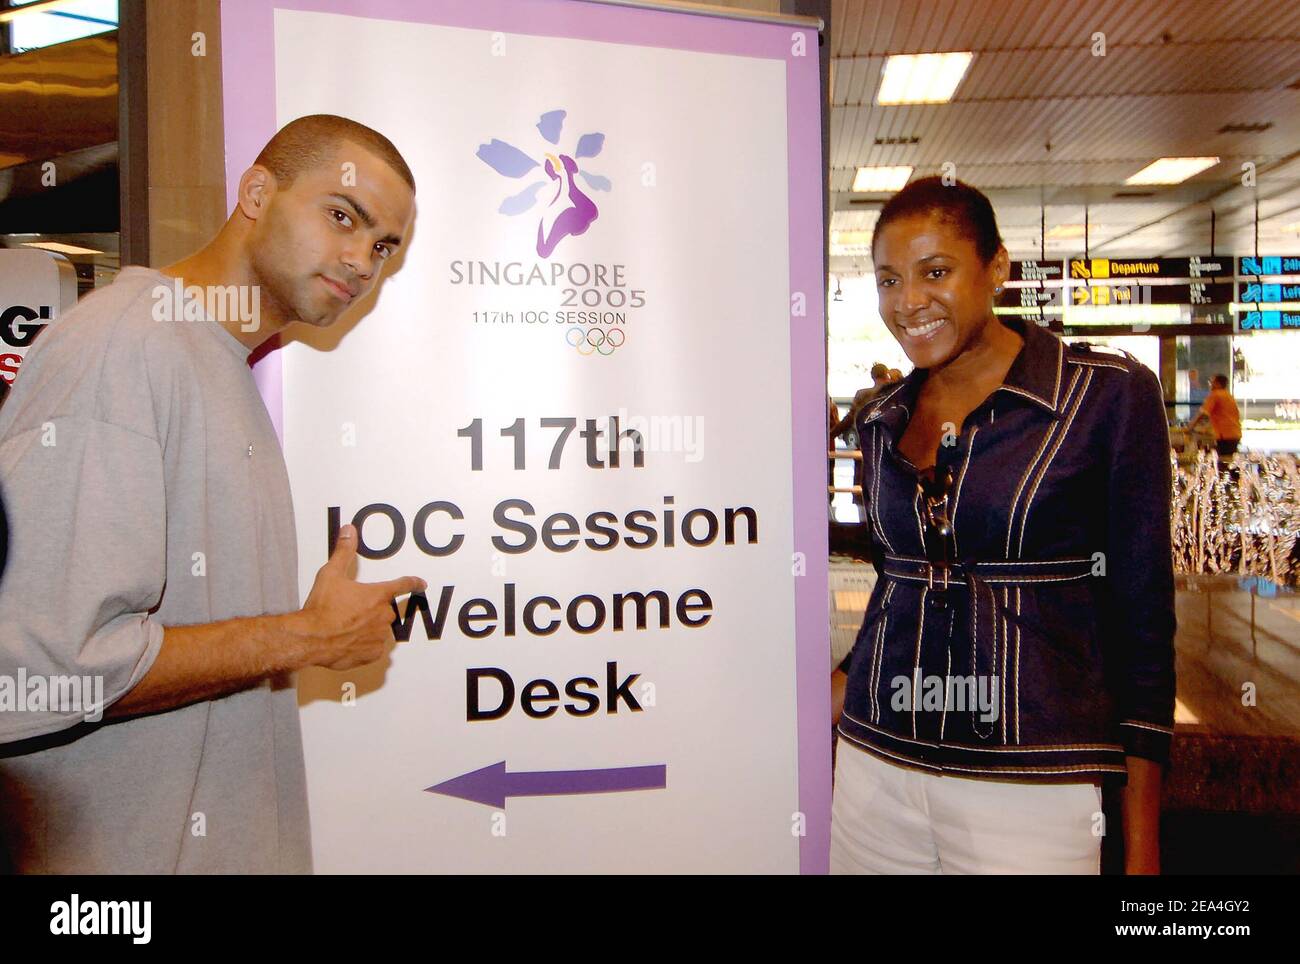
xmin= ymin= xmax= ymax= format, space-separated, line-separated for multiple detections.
xmin=872 ymin=176 xmax=1003 ymax=264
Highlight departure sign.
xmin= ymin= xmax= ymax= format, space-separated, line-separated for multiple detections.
xmin=1068 ymin=257 xmax=1231 ymax=280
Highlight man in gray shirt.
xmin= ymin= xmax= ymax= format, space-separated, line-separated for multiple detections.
xmin=0 ymin=114 xmax=422 ymax=873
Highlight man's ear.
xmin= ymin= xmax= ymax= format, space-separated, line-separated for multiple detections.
xmin=237 ymin=165 xmax=276 ymax=220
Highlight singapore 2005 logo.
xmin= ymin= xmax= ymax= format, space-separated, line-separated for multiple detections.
xmin=476 ymin=109 xmax=609 ymax=258
xmin=465 ymin=109 xmax=634 ymax=357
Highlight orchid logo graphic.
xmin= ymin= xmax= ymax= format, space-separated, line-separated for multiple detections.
xmin=476 ymin=109 xmax=609 ymax=257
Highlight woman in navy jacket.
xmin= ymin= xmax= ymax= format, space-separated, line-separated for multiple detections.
xmin=830 ymin=177 xmax=1175 ymax=874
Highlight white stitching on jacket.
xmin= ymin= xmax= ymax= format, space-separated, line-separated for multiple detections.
xmin=1071 ymin=359 xmax=1130 ymax=373
xmin=911 ymin=585 xmax=929 ymax=739
xmin=912 ymin=485 xmax=926 ymax=551
xmin=1001 ymin=586 xmax=1009 ymax=743
xmin=871 ymin=425 xmax=894 ymax=552
xmin=836 ymin=732 xmax=943 ymax=772
xmin=1051 ymin=338 xmax=1063 ymax=409
xmin=842 ymin=711 xmax=1124 ymax=753
xmin=1121 ymin=720 xmax=1174 ymax=734
xmin=838 ymin=734 xmax=1130 ymax=778
xmin=1007 ymin=366 xmax=1083 ymax=557
xmin=870 ymin=613 xmax=886 ymax=723
xmin=999 ymin=385 xmax=1052 ymax=408
xmin=1018 ymin=367 xmax=1094 ymax=557
xmin=869 ymin=582 xmax=896 ymax=724
xmin=1004 ymin=372 xmax=1076 ymax=557
xmin=950 ymin=424 xmax=979 ymax=558
xmin=837 ymin=740 xmax=1129 ymax=777
xmin=1015 ymin=587 xmax=1022 ymax=744
xmin=940 ymin=629 xmax=953 ymax=740
xmin=978 ymin=558 xmax=1092 ymax=566
xmin=882 ymin=569 xmax=1091 ymax=585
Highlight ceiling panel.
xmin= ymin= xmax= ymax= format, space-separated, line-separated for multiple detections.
xmin=827 ymin=0 xmax=1300 ymax=266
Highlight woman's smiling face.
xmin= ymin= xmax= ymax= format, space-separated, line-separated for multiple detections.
xmin=872 ymin=210 xmax=1008 ymax=370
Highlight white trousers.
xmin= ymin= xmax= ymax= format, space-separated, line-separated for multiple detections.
xmin=830 ymin=742 xmax=1103 ymax=875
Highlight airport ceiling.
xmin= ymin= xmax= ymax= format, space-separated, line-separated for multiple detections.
xmin=2 ymin=1 xmax=1297 ymax=275
xmin=827 ymin=0 xmax=1300 ymax=274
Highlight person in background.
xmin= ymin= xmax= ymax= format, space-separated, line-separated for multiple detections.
xmin=831 ymin=362 xmax=891 ymax=445
xmin=1189 ymin=373 xmax=1242 ymax=465
xmin=887 ymin=367 xmax=903 ymax=383
xmin=828 ymin=394 xmax=841 ymax=507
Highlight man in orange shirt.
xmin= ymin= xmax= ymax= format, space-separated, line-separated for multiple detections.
xmin=1190 ymin=373 xmax=1242 ymax=463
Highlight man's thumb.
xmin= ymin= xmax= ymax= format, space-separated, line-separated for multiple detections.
xmin=327 ymin=524 xmax=358 ymax=572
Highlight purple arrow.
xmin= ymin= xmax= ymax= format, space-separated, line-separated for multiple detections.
xmin=425 ymin=761 xmax=667 ymax=809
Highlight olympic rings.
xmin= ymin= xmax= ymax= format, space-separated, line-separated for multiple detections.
xmin=564 ymin=326 xmax=627 ymax=355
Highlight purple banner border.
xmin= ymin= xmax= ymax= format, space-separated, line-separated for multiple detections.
xmin=220 ymin=0 xmax=830 ymax=874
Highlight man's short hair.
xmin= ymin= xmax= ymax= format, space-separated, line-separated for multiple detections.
xmin=870 ymin=363 xmax=889 ymax=380
xmin=254 ymin=114 xmax=416 ymax=194
xmin=1212 ymin=374 xmax=1229 ymax=389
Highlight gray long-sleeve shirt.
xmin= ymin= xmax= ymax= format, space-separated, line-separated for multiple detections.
xmin=0 ymin=266 xmax=311 ymax=873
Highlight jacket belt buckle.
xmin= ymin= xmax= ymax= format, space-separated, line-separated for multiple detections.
xmin=926 ymin=562 xmax=950 ymax=591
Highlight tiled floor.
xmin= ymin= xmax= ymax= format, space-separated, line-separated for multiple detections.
xmin=1173 ymin=579 xmax=1300 ymax=740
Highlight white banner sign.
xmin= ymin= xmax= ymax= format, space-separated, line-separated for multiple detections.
xmin=223 ymin=0 xmax=827 ymax=873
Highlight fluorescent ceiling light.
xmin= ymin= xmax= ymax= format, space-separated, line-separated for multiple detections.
xmin=0 ymin=0 xmax=84 ymax=23
xmin=851 ymin=166 xmax=913 ymax=192
xmin=877 ymin=52 xmax=973 ymax=105
xmin=1062 ymin=303 xmax=1183 ymax=324
xmin=830 ymin=230 xmax=874 ymax=248
xmin=22 ymin=241 xmax=101 ymax=255
xmin=994 ymin=306 xmax=1065 ymax=317
xmin=1125 ymin=157 xmax=1221 ymax=185
xmin=1046 ymin=224 xmax=1087 ymax=240
xmin=1231 ymin=302 xmax=1300 ymax=312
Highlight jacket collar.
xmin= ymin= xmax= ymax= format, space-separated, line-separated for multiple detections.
xmin=994 ymin=315 xmax=1065 ymax=417
xmin=861 ymin=316 xmax=1066 ymax=435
